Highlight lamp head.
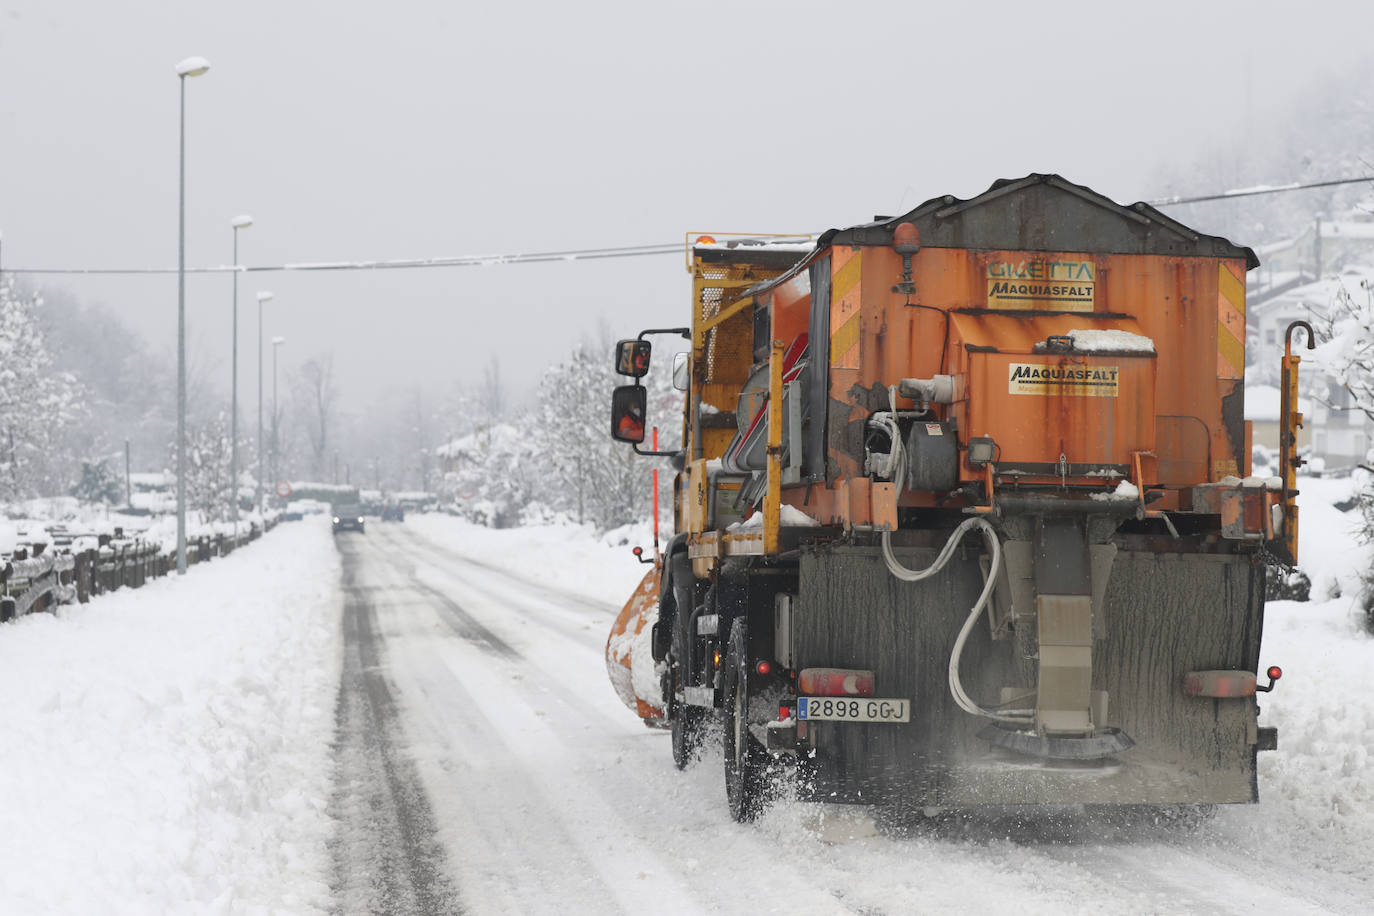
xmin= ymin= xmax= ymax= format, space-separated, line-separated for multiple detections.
xmin=256 ymin=291 xmax=274 ymax=303
xmin=231 ymin=215 xmax=254 ymax=229
xmin=175 ymin=57 xmax=211 ymax=78
xmin=272 ymin=336 xmax=286 ymax=346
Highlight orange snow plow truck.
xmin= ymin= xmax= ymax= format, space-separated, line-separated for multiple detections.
xmin=606 ymin=175 xmax=1304 ymax=822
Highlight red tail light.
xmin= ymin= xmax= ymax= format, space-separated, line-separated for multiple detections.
xmin=1183 ymin=670 xmax=1257 ymax=698
xmin=798 ymin=667 xmax=875 ymax=696
xmin=756 ymin=660 xmax=772 ymax=676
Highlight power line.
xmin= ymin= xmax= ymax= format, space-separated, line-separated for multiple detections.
xmin=4 ymin=241 xmax=686 ymax=276
xmin=6 ymin=176 xmax=1372 ymax=276
xmin=1147 ymin=175 xmax=1374 ymax=207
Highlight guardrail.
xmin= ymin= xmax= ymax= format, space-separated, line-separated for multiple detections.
xmin=0 ymin=516 xmax=281 ymax=623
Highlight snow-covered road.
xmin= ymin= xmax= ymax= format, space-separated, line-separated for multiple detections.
xmin=342 ymin=519 xmax=1374 ymax=915
xmin=3 ymin=506 xmax=1373 ymax=914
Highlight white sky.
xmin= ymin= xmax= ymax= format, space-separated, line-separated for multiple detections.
xmin=2 ymin=0 xmax=1371 ymax=406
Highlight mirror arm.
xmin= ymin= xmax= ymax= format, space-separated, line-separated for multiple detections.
xmin=638 ymin=327 xmax=691 ymax=341
xmin=631 ymin=444 xmax=680 ymax=457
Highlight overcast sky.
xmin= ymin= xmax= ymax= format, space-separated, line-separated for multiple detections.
xmin=2 ymin=0 xmax=1371 ymax=409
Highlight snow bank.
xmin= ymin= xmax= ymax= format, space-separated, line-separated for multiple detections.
xmin=0 ymin=518 xmax=342 ymax=914
xmin=404 ymin=513 xmax=650 ymax=606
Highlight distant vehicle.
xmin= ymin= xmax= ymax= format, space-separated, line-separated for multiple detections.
xmin=393 ymin=491 xmax=439 ymax=513
xmin=359 ymin=489 xmax=384 ymax=515
xmin=332 ymin=505 xmax=366 ymax=534
xmin=288 ymin=499 xmax=330 ymax=517
xmin=381 ymin=504 xmax=405 ymax=522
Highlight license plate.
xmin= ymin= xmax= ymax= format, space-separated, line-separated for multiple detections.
xmin=797 ymin=696 xmax=910 ymax=723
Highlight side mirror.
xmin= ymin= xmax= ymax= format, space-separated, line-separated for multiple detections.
xmin=611 ymin=384 xmax=647 ymax=443
xmin=615 ymin=339 xmax=652 ymax=378
xmin=672 ymin=352 xmax=689 ymax=391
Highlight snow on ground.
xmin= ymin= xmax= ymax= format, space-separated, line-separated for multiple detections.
xmin=0 ymin=517 xmax=342 ymax=915
xmin=1215 ymin=473 xmax=1374 ymax=888
xmin=404 ymin=512 xmax=653 ymax=607
xmin=410 ymin=483 xmax=1374 ymax=909
xmin=3 ymin=484 xmax=1374 ymax=914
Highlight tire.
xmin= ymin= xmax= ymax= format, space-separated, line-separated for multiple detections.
xmin=671 ymin=703 xmax=706 ymax=770
xmin=669 ymin=615 xmax=705 ymax=770
xmin=723 ymin=619 xmax=767 ymax=822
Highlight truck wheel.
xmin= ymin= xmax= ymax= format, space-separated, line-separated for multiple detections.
xmin=669 ymin=617 xmax=705 ymax=770
xmin=671 ymin=704 xmax=705 ymax=770
xmin=723 ymin=620 xmax=766 ymax=822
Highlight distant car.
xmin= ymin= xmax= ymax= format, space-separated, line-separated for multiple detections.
xmin=381 ymin=504 xmax=405 ymax=522
xmin=332 ymin=505 xmax=365 ymax=534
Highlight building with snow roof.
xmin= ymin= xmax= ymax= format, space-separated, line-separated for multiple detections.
xmin=1245 ymin=265 xmax=1374 ymax=469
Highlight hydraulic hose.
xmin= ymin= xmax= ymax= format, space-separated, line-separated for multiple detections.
xmin=876 ymin=387 xmax=1031 ymax=724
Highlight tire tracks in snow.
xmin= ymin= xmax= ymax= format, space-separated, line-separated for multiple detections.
xmin=381 ymin=523 xmax=618 ymax=620
xmin=381 ymin=530 xmax=596 ymax=648
xmin=328 ymin=539 xmax=464 ymax=915
xmin=352 ymin=527 xmax=709 ymax=915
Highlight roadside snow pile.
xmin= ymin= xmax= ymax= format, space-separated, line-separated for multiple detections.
xmin=1212 ymin=473 xmax=1374 ymax=885
xmin=405 ymin=513 xmax=651 ymax=607
xmin=0 ymin=518 xmax=342 ymax=914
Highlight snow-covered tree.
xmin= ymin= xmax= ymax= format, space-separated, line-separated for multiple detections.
xmin=0 ymin=279 xmax=83 ymax=499
xmin=168 ymin=412 xmax=240 ymax=522
xmin=1313 ymin=278 xmax=1374 ymax=614
xmin=293 ymin=355 xmax=338 ymax=481
xmin=1316 ymin=278 xmax=1374 ymax=424
xmin=530 ymin=344 xmax=681 ymax=531
xmin=438 ymin=423 xmax=540 ymax=528
xmin=71 ymin=459 xmax=123 ymax=505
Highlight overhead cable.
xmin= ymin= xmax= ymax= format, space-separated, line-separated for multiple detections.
xmin=7 ymin=176 xmax=1374 ymax=276
xmin=4 ymin=242 xmax=685 ymax=276
xmin=1147 ymin=175 xmax=1374 ymax=207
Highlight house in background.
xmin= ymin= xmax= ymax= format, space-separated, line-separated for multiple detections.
xmin=1264 ymin=214 xmax=1374 ymax=279
xmin=1245 ymin=264 xmax=1374 ymax=470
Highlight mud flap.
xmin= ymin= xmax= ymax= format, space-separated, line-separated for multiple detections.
xmin=794 ymin=542 xmax=1264 ymax=807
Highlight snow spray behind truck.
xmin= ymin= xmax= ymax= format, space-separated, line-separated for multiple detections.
xmin=606 ymin=175 xmax=1301 ymax=822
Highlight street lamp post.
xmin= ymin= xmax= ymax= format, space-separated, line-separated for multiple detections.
xmin=230 ymin=215 xmax=252 ymax=544
xmin=256 ymin=290 xmax=273 ymax=514
xmin=272 ymin=336 xmax=285 ymax=501
xmin=175 ymin=55 xmax=210 ymax=576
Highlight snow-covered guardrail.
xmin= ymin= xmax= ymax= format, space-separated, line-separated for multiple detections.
xmin=0 ymin=516 xmax=282 ymax=623
xmin=0 ymin=548 xmax=76 ymax=618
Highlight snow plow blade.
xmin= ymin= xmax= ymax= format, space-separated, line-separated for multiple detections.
xmin=605 ymin=567 xmax=665 ymax=723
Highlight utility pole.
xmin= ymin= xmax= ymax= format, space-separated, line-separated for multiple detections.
xmin=1314 ymin=214 xmax=1323 ymax=281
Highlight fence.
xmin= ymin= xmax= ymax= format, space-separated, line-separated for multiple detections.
xmin=0 ymin=516 xmax=281 ymax=623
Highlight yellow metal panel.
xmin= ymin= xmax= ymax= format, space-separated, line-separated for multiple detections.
xmin=831 ymin=312 xmax=862 ymax=368
xmin=1217 ymin=320 xmax=1245 ymax=379
xmin=1217 ymin=262 xmax=1246 ymax=314
xmin=833 ymin=248 xmax=862 ymax=300
xmin=1216 ymin=262 xmax=1246 ymax=380
xmin=830 ymin=247 xmax=863 ymax=370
